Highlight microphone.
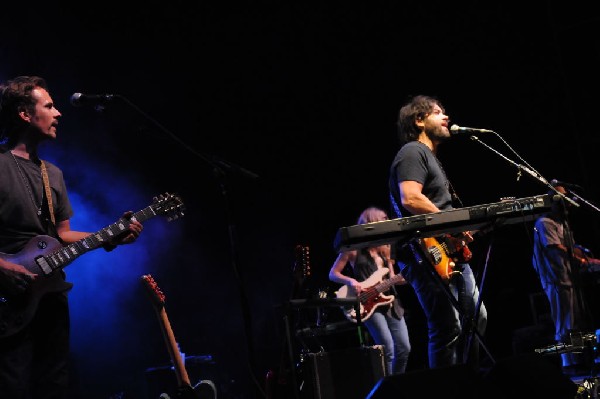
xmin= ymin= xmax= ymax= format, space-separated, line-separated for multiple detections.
xmin=70 ymin=93 xmax=116 ymax=107
xmin=550 ymin=179 xmax=584 ymax=192
xmin=450 ymin=124 xmax=495 ymax=135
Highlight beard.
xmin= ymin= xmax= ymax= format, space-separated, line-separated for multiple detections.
xmin=426 ymin=124 xmax=450 ymax=142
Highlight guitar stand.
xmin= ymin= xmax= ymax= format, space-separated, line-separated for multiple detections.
xmin=462 ymin=234 xmax=496 ymax=369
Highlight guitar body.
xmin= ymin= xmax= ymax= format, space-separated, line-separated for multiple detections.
xmin=175 ymin=385 xmax=200 ymax=399
xmin=0 ymin=235 xmax=74 ymax=337
xmin=420 ymin=235 xmax=472 ymax=281
xmin=335 ymin=268 xmax=397 ymax=323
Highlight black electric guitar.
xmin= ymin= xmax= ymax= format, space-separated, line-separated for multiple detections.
xmin=335 ymin=267 xmax=405 ymax=323
xmin=141 ymin=274 xmax=199 ymax=399
xmin=0 ymin=193 xmax=185 ymax=339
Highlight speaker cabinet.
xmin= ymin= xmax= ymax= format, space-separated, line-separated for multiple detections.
xmin=368 ymin=353 xmax=578 ymax=399
xmin=300 ymin=345 xmax=385 ymax=399
xmin=484 ymin=353 xmax=578 ymax=399
xmin=366 ymin=364 xmax=493 ymax=399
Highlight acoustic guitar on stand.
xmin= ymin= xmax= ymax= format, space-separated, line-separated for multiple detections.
xmin=141 ymin=274 xmax=199 ymax=399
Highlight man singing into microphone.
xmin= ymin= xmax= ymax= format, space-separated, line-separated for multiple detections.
xmin=387 ymin=95 xmax=487 ymax=371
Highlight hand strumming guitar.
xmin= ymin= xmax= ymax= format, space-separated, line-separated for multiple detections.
xmin=0 ymin=259 xmax=36 ymax=296
xmin=573 ymin=245 xmax=600 ymax=271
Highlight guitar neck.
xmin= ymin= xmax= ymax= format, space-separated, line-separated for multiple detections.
xmin=80 ymin=205 xmax=158 ymax=253
xmin=375 ymin=274 xmax=404 ymax=293
xmin=36 ymin=205 xmax=161 ymax=275
xmin=156 ymin=307 xmax=191 ymax=387
xmin=141 ymin=274 xmax=196 ymax=394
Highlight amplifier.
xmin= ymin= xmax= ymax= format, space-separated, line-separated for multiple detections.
xmin=299 ymin=345 xmax=385 ymax=399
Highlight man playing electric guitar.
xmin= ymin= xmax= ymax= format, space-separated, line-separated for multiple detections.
xmin=0 ymin=75 xmax=144 ymax=398
xmin=388 ymin=95 xmax=487 ymax=371
xmin=329 ymin=207 xmax=411 ymax=376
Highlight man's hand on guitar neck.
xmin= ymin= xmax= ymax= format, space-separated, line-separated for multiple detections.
xmin=0 ymin=259 xmax=36 ymax=296
xmin=111 ymin=211 xmax=143 ymax=245
xmin=461 ymin=231 xmax=474 ymax=244
xmin=445 ymin=231 xmax=473 ymax=248
xmin=443 ymin=232 xmax=474 ymax=263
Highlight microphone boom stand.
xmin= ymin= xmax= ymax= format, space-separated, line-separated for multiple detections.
xmin=111 ymin=95 xmax=263 ymax=395
xmin=468 ymin=135 xmax=578 ymax=207
xmin=458 ymin=133 xmax=582 ymax=369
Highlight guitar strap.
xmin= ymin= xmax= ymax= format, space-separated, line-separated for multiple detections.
xmin=39 ymin=160 xmax=67 ymax=280
xmin=379 ymin=253 xmax=405 ymax=320
xmin=40 ymin=160 xmax=55 ymax=226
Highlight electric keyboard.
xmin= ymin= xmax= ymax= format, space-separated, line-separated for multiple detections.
xmin=334 ymin=194 xmax=554 ymax=252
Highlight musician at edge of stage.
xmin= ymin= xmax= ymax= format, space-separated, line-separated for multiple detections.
xmin=532 ymin=181 xmax=600 ymax=374
xmin=329 ymin=206 xmax=411 ymax=376
xmin=387 ymin=95 xmax=487 ymax=372
xmin=0 ymin=76 xmax=144 ymax=398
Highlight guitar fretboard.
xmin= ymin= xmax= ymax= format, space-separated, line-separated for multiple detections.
xmin=358 ymin=274 xmax=404 ymax=301
xmin=34 ymin=193 xmax=184 ymax=275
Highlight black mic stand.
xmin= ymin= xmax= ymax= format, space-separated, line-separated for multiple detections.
xmin=107 ymin=95 xmax=263 ymax=396
xmin=460 ymin=133 xmax=583 ymax=371
xmin=466 ymin=133 xmax=586 ymax=363
xmin=468 ymin=134 xmax=578 ymax=207
xmin=113 ymin=95 xmax=260 ymax=180
xmin=569 ymin=191 xmax=600 ymax=214
xmin=399 ymin=235 xmax=494 ymax=371
xmin=389 ymin=184 xmax=494 ymax=370
xmin=560 ymin=185 xmax=600 ymax=337
xmin=559 ymin=201 xmax=593 ymax=331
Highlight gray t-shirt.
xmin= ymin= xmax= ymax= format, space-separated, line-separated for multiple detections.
xmin=0 ymin=151 xmax=73 ymax=254
xmin=389 ymin=140 xmax=452 ymax=219
xmin=533 ymin=215 xmax=572 ymax=288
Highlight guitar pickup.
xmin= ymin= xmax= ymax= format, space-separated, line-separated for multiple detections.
xmin=34 ymin=255 xmax=54 ymax=275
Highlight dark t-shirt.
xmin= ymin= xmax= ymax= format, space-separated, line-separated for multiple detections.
xmin=0 ymin=151 xmax=73 ymax=254
xmin=388 ymin=141 xmax=452 ymax=219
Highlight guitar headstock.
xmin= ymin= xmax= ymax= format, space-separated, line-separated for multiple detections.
xmin=141 ymin=274 xmax=166 ymax=309
xmin=152 ymin=192 xmax=185 ymax=221
xmin=294 ymin=244 xmax=311 ymax=281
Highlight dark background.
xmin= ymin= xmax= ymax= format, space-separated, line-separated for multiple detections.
xmin=2 ymin=2 xmax=600 ymax=398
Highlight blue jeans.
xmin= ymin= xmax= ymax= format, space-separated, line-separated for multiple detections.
xmin=364 ymin=307 xmax=411 ymax=375
xmin=399 ymin=243 xmax=487 ymax=369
